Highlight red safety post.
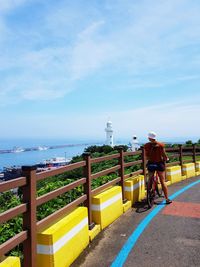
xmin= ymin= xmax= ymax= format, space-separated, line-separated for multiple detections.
xmin=192 ymin=144 xmax=196 ymax=165
xmin=21 ymin=166 xmax=37 ymax=267
xmin=119 ymin=148 xmax=126 ymax=203
xmin=83 ymin=153 xmax=95 ymax=230
xmin=179 ymin=145 xmax=183 ymax=175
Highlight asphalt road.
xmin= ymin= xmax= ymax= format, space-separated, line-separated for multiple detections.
xmin=72 ymin=176 xmax=200 ymax=267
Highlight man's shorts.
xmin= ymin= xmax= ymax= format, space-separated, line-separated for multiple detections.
xmin=147 ymin=161 xmax=165 ymax=172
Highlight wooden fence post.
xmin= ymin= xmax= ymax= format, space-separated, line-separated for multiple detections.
xmin=119 ymin=148 xmax=126 ymax=203
xmin=179 ymin=145 xmax=183 ymax=175
xmin=21 ymin=166 xmax=37 ymax=267
xmin=83 ymin=153 xmax=95 ymax=230
xmin=192 ymin=144 xmax=196 ymax=165
xmin=141 ymin=146 xmax=147 ymax=185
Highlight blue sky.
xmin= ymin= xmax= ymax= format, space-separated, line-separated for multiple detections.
xmin=0 ymin=0 xmax=200 ymax=142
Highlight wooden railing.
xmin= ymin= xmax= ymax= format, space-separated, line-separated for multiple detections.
xmin=0 ymin=145 xmax=199 ymax=267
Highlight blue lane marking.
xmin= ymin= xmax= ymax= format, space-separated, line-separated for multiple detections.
xmin=111 ymin=179 xmax=200 ymax=267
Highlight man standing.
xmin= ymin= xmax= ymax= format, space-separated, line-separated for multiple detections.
xmin=144 ymin=131 xmax=172 ymax=204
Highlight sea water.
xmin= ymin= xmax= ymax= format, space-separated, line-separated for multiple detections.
xmin=0 ymin=138 xmax=103 ymax=169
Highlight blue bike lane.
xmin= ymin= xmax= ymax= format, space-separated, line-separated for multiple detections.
xmin=72 ymin=176 xmax=200 ymax=267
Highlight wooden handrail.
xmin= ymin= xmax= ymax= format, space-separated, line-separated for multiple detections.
xmin=36 ymin=178 xmax=86 ymax=206
xmin=124 ymin=169 xmax=143 ymax=179
xmin=123 ymin=150 xmax=142 ymax=156
xmin=91 ymin=153 xmax=120 ymax=163
xmin=37 ymin=195 xmax=87 ymax=231
xmin=183 ymin=159 xmax=192 ymax=163
xmin=0 ymin=231 xmax=27 ymax=257
xmin=36 ymin=161 xmax=86 ymax=181
xmin=91 ymin=165 xmax=120 ymax=180
xmin=0 ymin=177 xmax=26 ymax=193
xmin=166 ymin=161 xmax=180 ymax=167
xmin=124 ymin=160 xmax=142 ymax=168
xmin=0 ymin=204 xmax=27 ymax=224
xmin=165 ymin=147 xmax=179 ymax=152
xmin=182 ymin=152 xmax=193 ymax=156
xmin=92 ymin=177 xmax=121 ymax=196
xmin=182 ymin=146 xmax=193 ymax=150
xmin=168 ymin=154 xmax=180 ymax=158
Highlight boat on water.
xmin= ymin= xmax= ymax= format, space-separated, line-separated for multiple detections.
xmin=37 ymin=146 xmax=49 ymax=151
xmin=41 ymin=157 xmax=71 ymax=167
xmin=12 ymin=147 xmax=25 ymax=153
xmin=0 ymin=166 xmax=22 ymax=181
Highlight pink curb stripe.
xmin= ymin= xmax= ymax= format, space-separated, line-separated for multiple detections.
xmin=162 ymin=201 xmax=200 ymax=218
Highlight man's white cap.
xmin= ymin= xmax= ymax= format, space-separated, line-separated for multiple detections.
xmin=148 ymin=131 xmax=157 ymax=140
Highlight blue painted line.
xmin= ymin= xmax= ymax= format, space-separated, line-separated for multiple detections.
xmin=111 ymin=179 xmax=200 ymax=267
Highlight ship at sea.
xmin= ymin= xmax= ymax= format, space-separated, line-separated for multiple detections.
xmin=12 ymin=147 xmax=25 ymax=153
xmin=0 ymin=157 xmax=72 ymax=181
xmin=40 ymin=157 xmax=71 ymax=167
xmin=37 ymin=146 xmax=49 ymax=151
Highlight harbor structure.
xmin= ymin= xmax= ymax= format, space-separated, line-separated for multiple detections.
xmin=105 ymin=120 xmax=114 ymax=147
xmin=131 ymin=135 xmax=140 ymax=151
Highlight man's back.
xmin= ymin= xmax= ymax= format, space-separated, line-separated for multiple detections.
xmin=144 ymin=141 xmax=165 ymax=162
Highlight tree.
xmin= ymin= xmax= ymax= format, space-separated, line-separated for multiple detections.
xmin=185 ymin=140 xmax=193 ymax=146
xmin=113 ymin=145 xmax=129 ymax=152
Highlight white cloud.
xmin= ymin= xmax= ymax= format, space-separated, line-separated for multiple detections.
xmin=0 ymin=0 xmax=27 ymax=13
xmin=20 ymin=86 xmax=67 ymax=101
xmin=1 ymin=0 xmax=200 ymax=106
xmin=1 ymin=100 xmax=199 ymax=140
xmin=78 ymin=20 xmax=105 ymax=40
xmin=70 ymin=39 xmax=116 ymax=80
xmin=108 ymin=102 xmax=200 ymax=140
xmin=176 ymin=75 xmax=200 ymax=81
xmin=0 ymin=44 xmax=73 ymax=104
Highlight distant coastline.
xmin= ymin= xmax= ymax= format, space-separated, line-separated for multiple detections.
xmin=0 ymin=140 xmax=103 ymax=170
xmin=0 ymin=142 xmax=102 ymax=155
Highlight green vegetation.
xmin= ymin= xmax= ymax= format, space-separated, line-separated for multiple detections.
xmin=0 ymin=144 xmax=140 ymax=254
xmin=0 ymin=141 xmax=199 ymax=259
xmin=0 ymin=192 xmax=22 ymax=243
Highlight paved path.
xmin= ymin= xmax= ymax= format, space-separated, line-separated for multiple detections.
xmin=72 ymin=176 xmax=200 ymax=267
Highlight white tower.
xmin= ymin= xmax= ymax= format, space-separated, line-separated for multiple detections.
xmin=131 ymin=135 xmax=139 ymax=152
xmin=105 ymin=120 xmax=114 ymax=147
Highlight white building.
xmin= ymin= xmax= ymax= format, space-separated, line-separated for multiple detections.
xmin=131 ymin=135 xmax=140 ymax=151
xmin=105 ymin=120 xmax=114 ymax=147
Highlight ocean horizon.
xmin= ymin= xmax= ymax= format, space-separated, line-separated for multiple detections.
xmin=0 ymin=137 xmax=197 ymax=170
xmin=0 ymin=138 xmax=104 ymax=169
xmin=0 ymin=137 xmax=130 ymax=169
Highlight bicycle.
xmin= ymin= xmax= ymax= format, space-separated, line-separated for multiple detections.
xmin=146 ymin=171 xmax=163 ymax=209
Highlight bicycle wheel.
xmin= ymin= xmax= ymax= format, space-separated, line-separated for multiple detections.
xmin=147 ymin=179 xmax=154 ymax=208
xmin=155 ymin=183 xmax=162 ymax=197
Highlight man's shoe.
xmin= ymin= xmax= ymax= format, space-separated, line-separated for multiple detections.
xmin=166 ymin=199 xmax=172 ymax=204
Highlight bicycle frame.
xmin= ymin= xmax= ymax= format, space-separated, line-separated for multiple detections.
xmin=146 ymin=171 xmax=162 ymax=208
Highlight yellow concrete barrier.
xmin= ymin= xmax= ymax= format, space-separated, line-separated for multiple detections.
xmin=37 ymin=207 xmax=89 ymax=267
xmin=91 ymin=186 xmax=123 ymax=229
xmin=123 ymin=200 xmax=132 ymax=213
xmin=0 ymin=257 xmax=20 ymax=267
xmin=165 ymin=180 xmax=171 ymax=186
xmin=124 ymin=175 xmax=145 ymax=204
xmin=89 ymin=224 xmax=101 ymax=241
xmin=166 ymin=166 xmax=182 ymax=184
xmin=182 ymin=163 xmax=195 ymax=178
xmin=181 ymin=175 xmax=187 ymax=180
xmin=195 ymin=161 xmax=200 ymax=172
